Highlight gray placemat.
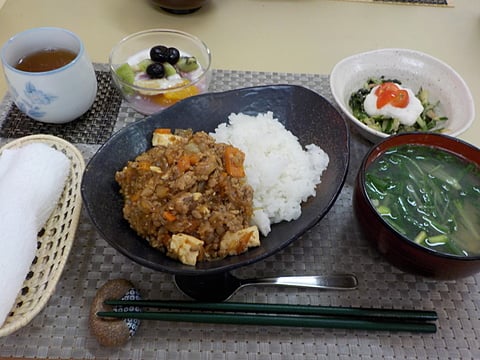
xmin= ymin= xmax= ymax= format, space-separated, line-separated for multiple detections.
xmin=1 ymin=69 xmax=479 ymax=360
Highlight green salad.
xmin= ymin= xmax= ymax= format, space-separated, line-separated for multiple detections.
xmin=349 ymin=76 xmax=448 ymax=135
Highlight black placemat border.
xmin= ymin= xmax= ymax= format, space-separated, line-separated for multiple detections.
xmin=0 ymin=68 xmax=122 ymax=145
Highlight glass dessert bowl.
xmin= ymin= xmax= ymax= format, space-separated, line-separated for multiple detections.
xmin=109 ymin=29 xmax=212 ymax=115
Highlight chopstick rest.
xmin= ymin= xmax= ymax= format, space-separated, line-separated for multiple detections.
xmin=89 ymin=279 xmax=142 ymax=347
xmin=92 ymin=279 xmax=438 ymax=343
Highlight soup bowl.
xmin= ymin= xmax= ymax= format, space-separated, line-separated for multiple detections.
xmin=353 ymin=133 xmax=480 ymax=279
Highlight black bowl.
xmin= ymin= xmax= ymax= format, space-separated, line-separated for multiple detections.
xmin=82 ymin=85 xmax=349 ymax=279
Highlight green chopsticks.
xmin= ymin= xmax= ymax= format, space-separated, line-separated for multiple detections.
xmin=98 ymin=300 xmax=438 ymax=333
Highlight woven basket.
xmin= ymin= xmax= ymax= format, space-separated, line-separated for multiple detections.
xmin=0 ymin=134 xmax=85 ymax=337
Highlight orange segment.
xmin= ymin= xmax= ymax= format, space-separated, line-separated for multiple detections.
xmin=149 ymin=81 xmax=200 ymax=107
xmin=163 ymin=84 xmax=200 ymax=101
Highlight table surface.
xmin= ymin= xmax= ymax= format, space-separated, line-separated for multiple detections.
xmin=1 ymin=1 xmax=480 ymax=359
xmin=0 ymin=0 xmax=479 ymax=147
xmin=1 ymin=65 xmax=480 ymax=360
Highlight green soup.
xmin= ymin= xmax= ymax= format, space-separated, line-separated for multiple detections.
xmin=365 ymin=144 xmax=480 ymax=256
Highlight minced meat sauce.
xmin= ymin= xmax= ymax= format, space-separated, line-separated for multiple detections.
xmin=115 ymin=130 xmax=254 ymax=263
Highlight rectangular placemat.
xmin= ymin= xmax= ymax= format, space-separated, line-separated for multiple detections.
xmin=1 ymin=69 xmax=479 ymax=360
xmin=0 ymin=67 xmax=122 ymax=144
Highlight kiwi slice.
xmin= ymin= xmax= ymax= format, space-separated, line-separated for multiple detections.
xmin=115 ymin=63 xmax=135 ymax=84
xmin=163 ymin=62 xmax=177 ymax=77
xmin=177 ymin=56 xmax=199 ymax=72
xmin=136 ymin=59 xmax=154 ymax=72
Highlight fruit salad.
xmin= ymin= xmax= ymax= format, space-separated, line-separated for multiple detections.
xmin=114 ymin=45 xmax=207 ymax=114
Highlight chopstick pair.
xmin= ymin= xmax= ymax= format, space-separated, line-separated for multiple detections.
xmin=98 ymin=300 xmax=438 ymax=333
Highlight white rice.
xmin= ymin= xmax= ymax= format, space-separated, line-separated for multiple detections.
xmin=211 ymin=111 xmax=329 ymax=236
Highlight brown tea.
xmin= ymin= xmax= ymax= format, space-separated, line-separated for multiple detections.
xmin=15 ymin=48 xmax=77 ymax=72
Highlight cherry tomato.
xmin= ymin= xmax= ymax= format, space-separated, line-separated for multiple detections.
xmin=375 ymin=82 xmax=409 ymax=109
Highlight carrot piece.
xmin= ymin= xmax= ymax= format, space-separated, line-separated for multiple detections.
xmin=137 ymin=161 xmax=151 ymax=171
xmin=154 ymin=128 xmax=172 ymax=134
xmin=176 ymin=155 xmax=192 ymax=172
xmin=224 ymin=145 xmax=246 ymax=178
xmin=188 ymin=153 xmax=200 ymax=166
xmin=130 ymin=192 xmax=140 ymax=202
xmin=176 ymin=153 xmax=200 ymax=172
xmin=163 ymin=211 xmax=176 ymax=222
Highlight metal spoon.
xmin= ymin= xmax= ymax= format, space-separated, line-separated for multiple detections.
xmin=174 ymin=272 xmax=358 ymax=301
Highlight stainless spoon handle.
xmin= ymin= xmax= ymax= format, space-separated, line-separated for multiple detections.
xmin=240 ymin=274 xmax=358 ymax=290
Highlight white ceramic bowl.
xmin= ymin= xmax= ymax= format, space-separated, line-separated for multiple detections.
xmin=1 ymin=27 xmax=97 ymax=124
xmin=330 ymin=48 xmax=475 ymax=143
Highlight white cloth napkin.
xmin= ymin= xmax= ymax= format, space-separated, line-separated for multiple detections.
xmin=0 ymin=143 xmax=70 ymax=326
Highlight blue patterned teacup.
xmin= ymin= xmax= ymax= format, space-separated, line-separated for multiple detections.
xmin=1 ymin=27 xmax=97 ymax=124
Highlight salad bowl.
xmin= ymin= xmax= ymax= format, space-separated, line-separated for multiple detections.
xmin=330 ymin=48 xmax=475 ymax=143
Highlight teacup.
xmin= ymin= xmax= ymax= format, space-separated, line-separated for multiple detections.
xmin=1 ymin=27 xmax=97 ymax=124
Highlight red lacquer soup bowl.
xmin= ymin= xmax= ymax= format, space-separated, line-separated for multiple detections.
xmin=353 ymin=133 xmax=480 ymax=279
